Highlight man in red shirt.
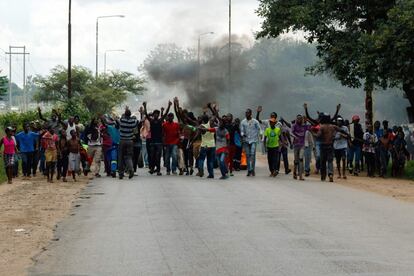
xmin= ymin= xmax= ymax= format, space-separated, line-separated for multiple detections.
xmin=163 ymin=113 xmax=180 ymax=175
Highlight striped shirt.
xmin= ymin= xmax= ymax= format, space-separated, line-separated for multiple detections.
xmin=119 ymin=116 xmax=138 ymax=141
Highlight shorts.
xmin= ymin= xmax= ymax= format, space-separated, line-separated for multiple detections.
xmin=334 ymin=148 xmax=347 ymax=161
xmin=45 ymin=149 xmax=57 ymax=162
xmin=3 ymin=154 xmax=15 ymax=167
xmin=68 ymin=152 xmax=80 ymax=172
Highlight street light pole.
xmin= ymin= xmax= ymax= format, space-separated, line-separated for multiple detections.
xmin=104 ymin=49 xmax=125 ymax=74
xmin=197 ymin=32 xmax=214 ymax=94
xmin=68 ymin=0 xmax=72 ymax=99
xmin=95 ymin=15 xmax=125 ymax=79
xmin=228 ymin=0 xmax=232 ymax=112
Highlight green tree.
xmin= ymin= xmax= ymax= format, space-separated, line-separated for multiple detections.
xmin=0 ymin=76 xmax=8 ymax=100
xmin=34 ymin=65 xmax=146 ymax=115
xmin=256 ymin=0 xmax=399 ymax=124
xmin=372 ymin=0 xmax=414 ymax=108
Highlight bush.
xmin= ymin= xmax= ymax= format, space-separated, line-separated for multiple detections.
xmin=57 ymin=99 xmax=91 ymax=123
xmin=404 ymin=160 xmax=414 ymax=180
xmin=0 ymin=111 xmax=49 ymax=131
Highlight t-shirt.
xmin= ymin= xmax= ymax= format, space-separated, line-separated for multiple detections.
xmin=66 ymin=123 xmax=77 ymax=140
xmin=334 ymin=126 xmax=349 ymax=150
xmin=41 ymin=132 xmax=58 ymax=150
xmin=163 ymin=121 xmax=180 ymax=145
xmin=201 ymin=123 xmax=215 ymax=148
xmin=16 ymin=131 xmax=40 ymax=153
xmin=291 ymin=124 xmax=310 ymax=148
xmin=363 ymin=132 xmax=378 ymax=153
xmin=213 ymin=127 xmax=230 ymax=153
xmin=150 ymin=120 xmax=163 ymax=144
xmin=119 ymin=116 xmax=138 ymax=141
xmin=107 ymin=125 xmax=120 ymax=145
xmin=264 ymin=127 xmax=281 ymax=148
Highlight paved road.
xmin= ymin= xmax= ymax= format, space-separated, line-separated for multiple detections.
xmin=30 ymin=164 xmax=414 ymax=276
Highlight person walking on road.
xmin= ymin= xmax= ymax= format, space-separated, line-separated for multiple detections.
xmin=118 ymin=108 xmax=139 ymax=179
xmin=291 ymin=115 xmax=309 ymax=181
xmin=333 ymin=117 xmax=349 ymax=179
xmin=240 ymin=109 xmax=261 ymax=177
xmin=163 ymin=112 xmax=180 ymax=175
xmin=16 ymin=122 xmax=40 ymax=180
xmin=0 ymin=127 xmax=18 ymax=184
xmin=264 ymin=118 xmax=281 ymax=177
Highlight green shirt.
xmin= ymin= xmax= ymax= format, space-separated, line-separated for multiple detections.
xmin=264 ymin=127 xmax=281 ymax=148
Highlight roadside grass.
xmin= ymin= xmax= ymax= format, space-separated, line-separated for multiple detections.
xmin=404 ymin=160 xmax=414 ymax=180
xmin=0 ymin=157 xmax=7 ymax=184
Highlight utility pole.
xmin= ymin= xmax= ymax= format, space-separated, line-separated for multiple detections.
xmin=228 ymin=0 xmax=232 ymax=112
xmin=6 ymin=46 xmax=30 ymax=111
xmin=68 ymin=0 xmax=72 ymax=99
xmin=23 ymin=46 xmax=26 ymax=111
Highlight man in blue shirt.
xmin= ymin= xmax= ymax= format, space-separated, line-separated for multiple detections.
xmin=16 ymin=122 xmax=40 ymax=179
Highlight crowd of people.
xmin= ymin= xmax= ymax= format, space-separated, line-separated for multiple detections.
xmin=0 ymin=100 xmax=412 ymax=184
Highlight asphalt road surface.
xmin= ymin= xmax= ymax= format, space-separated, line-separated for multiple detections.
xmin=30 ymin=164 xmax=414 ymax=276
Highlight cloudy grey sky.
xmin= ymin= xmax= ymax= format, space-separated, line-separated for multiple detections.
xmin=0 ymin=0 xmax=261 ymax=85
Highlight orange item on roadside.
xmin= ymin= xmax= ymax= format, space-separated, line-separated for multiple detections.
xmin=241 ymin=150 xmax=247 ymax=170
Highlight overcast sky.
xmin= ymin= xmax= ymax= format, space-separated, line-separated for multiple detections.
xmin=0 ymin=0 xmax=262 ymax=85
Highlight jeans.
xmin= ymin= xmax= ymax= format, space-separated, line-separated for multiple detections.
xmin=335 ymin=148 xmax=347 ymax=176
xmin=267 ymin=147 xmax=279 ymax=173
xmin=320 ymin=144 xmax=334 ymax=179
xmin=365 ymin=152 xmax=375 ymax=177
xmin=165 ymin=144 xmax=178 ymax=173
xmin=198 ymin=147 xmax=216 ymax=177
xmin=21 ymin=151 xmax=35 ymax=177
xmin=304 ymin=146 xmax=312 ymax=174
xmin=57 ymin=153 xmax=69 ymax=178
xmin=133 ymin=145 xmax=142 ymax=172
xmin=183 ymin=140 xmax=194 ymax=169
xmin=103 ymin=145 xmax=112 ymax=174
xmin=348 ymin=145 xmax=362 ymax=173
xmin=149 ymin=143 xmax=163 ymax=173
xmin=379 ymin=147 xmax=389 ymax=176
xmin=32 ymin=150 xmax=40 ymax=175
xmin=243 ymin=142 xmax=257 ymax=172
xmin=277 ymin=146 xmax=289 ymax=173
xmin=315 ymin=141 xmax=321 ymax=172
xmin=118 ymin=140 xmax=134 ymax=175
xmin=218 ymin=152 xmax=228 ymax=177
xmin=293 ymin=146 xmax=304 ymax=177
xmin=141 ymin=141 xmax=149 ymax=167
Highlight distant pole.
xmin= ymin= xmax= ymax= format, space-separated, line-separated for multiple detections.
xmin=23 ymin=46 xmax=26 ymax=111
xmin=96 ymin=15 xmax=125 ymax=79
xmin=96 ymin=19 xmax=99 ymax=79
xmin=6 ymin=46 xmax=30 ymax=110
xmin=104 ymin=50 xmax=107 ymax=74
xmin=68 ymin=0 xmax=72 ymax=99
xmin=228 ymin=0 xmax=232 ymax=112
xmin=8 ymin=46 xmax=11 ymax=108
xmin=197 ymin=36 xmax=201 ymax=94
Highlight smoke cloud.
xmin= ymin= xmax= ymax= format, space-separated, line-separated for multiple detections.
xmin=141 ymin=37 xmax=410 ymax=125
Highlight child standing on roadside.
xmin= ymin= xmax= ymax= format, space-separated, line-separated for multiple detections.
xmin=42 ymin=127 xmax=59 ymax=183
xmin=0 ymin=127 xmax=18 ymax=184
xmin=67 ymin=130 xmax=81 ymax=182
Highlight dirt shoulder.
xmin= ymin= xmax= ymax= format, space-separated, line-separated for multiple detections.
xmin=0 ymin=176 xmax=88 ymax=276
xmin=332 ymin=174 xmax=414 ymax=203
